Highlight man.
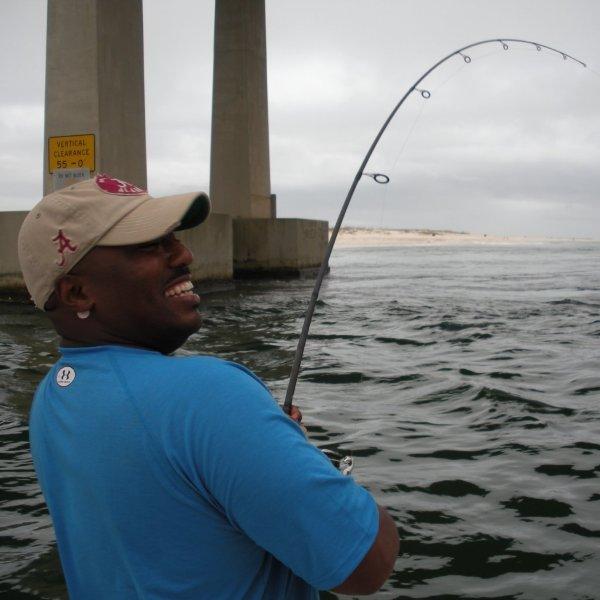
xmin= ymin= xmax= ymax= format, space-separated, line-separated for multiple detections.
xmin=18 ymin=174 xmax=399 ymax=599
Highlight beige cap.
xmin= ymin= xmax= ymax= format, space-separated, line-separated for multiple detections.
xmin=18 ymin=174 xmax=210 ymax=309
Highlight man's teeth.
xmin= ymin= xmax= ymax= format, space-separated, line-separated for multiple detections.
xmin=165 ymin=280 xmax=195 ymax=297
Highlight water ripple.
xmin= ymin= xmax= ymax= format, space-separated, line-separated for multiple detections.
xmin=2 ymin=243 xmax=600 ymax=599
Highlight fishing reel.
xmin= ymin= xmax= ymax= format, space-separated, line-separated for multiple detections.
xmin=283 ymin=404 xmax=353 ymax=475
xmin=321 ymin=448 xmax=354 ymax=476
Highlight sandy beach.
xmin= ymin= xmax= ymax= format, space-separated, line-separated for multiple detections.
xmin=332 ymin=227 xmax=597 ymax=247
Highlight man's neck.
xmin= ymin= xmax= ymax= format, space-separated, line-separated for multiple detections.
xmin=59 ymin=336 xmax=167 ymax=353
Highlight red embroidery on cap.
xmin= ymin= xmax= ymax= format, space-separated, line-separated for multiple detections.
xmin=52 ymin=230 xmax=78 ymax=267
xmin=96 ymin=174 xmax=146 ymax=195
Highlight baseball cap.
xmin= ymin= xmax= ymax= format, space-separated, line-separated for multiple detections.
xmin=18 ymin=174 xmax=211 ymax=309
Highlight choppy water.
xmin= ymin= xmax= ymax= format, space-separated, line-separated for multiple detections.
xmin=1 ymin=243 xmax=599 ymax=599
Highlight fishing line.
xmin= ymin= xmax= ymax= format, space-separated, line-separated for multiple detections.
xmin=376 ymin=50 xmax=490 ymax=228
xmin=377 ymin=98 xmax=427 ymax=229
xmin=283 ymin=38 xmax=587 ymax=415
xmin=587 ymin=65 xmax=600 ymax=80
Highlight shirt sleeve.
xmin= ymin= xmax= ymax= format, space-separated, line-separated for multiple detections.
xmin=177 ymin=359 xmax=379 ymax=590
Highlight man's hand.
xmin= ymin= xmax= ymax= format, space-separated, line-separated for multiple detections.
xmin=286 ymin=404 xmax=308 ymax=436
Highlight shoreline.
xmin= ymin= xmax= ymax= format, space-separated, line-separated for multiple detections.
xmin=331 ymin=227 xmax=599 ymax=247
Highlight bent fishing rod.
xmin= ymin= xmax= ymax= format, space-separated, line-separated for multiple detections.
xmin=283 ymin=38 xmax=586 ymax=415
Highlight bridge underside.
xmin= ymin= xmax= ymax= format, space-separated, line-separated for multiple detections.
xmin=0 ymin=0 xmax=328 ymax=299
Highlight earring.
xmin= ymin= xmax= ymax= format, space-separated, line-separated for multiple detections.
xmin=77 ymin=310 xmax=90 ymax=320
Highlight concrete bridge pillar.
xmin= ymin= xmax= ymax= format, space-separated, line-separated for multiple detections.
xmin=210 ymin=0 xmax=328 ymax=276
xmin=210 ymin=0 xmax=272 ymax=218
xmin=43 ymin=0 xmax=147 ymax=193
xmin=0 ymin=0 xmax=328 ymax=301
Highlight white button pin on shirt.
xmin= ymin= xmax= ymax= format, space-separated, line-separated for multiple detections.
xmin=56 ymin=366 xmax=76 ymax=387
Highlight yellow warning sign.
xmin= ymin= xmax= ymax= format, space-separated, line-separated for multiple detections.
xmin=48 ymin=134 xmax=95 ymax=173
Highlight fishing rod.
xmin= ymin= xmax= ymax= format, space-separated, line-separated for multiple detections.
xmin=283 ymin=38 xmax=586 ymax=415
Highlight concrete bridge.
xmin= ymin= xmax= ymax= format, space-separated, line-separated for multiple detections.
xmin=0 ymin=0 xmax=327 ymax=302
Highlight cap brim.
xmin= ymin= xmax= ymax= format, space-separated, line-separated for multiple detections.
xmin=97 ymin=192 xmax=210 ymax=246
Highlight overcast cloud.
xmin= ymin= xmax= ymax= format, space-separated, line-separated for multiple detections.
xmin=1 ymin=0 xmax=599 ymax=236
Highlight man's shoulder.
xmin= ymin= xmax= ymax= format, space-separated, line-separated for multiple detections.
xmin=170 ymin=355 xmax=273 ymax=400
xmin=126 ymin=351 xmax=263 ymax=387
xmin=101 ymin=347 xmax=232 ymax=378
xmin=107 ymin=351 xmax=280 ymax=450
xmin=105 ymin=348 xmax=274 ymax=411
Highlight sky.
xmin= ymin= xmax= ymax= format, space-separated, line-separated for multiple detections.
xmin=1 ymin=0 xmax=599 ymax=237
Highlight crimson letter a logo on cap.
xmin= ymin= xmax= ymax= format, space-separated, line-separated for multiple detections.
xmin=52 ymin=230 xmax=77 ymax=267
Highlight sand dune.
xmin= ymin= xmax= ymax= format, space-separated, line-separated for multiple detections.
xmin=332 ymin=228 xmax=595 ymax=247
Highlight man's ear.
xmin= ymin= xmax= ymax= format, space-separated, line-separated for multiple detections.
xmin=55 ymin=274 xmax=95 ymax=313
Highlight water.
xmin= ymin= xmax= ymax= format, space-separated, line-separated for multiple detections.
xmin=1 ymin=243 xmax=599 ymax=599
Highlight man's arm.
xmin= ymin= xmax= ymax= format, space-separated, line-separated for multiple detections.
xmin=332 ymin=505 xmax=399 ymax=596
xmin=189 ymin=366 xmax=397 ymax=591
xmin=286 ymin=405 xmax=399 ymax=594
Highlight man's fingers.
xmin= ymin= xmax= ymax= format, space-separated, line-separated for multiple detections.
xmin=290 ymin=405 xmax=302 ymax=422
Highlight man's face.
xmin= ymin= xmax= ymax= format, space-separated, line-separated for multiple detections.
xmin=72 ymin=233 xmax=202 ymax=353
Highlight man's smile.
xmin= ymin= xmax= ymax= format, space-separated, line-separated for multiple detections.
xmin=164 ymin=279 xmax=195 ymax=298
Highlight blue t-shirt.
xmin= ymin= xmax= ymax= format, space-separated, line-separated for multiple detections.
xmin=29 ymin=346 xmax=378 ymax=599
